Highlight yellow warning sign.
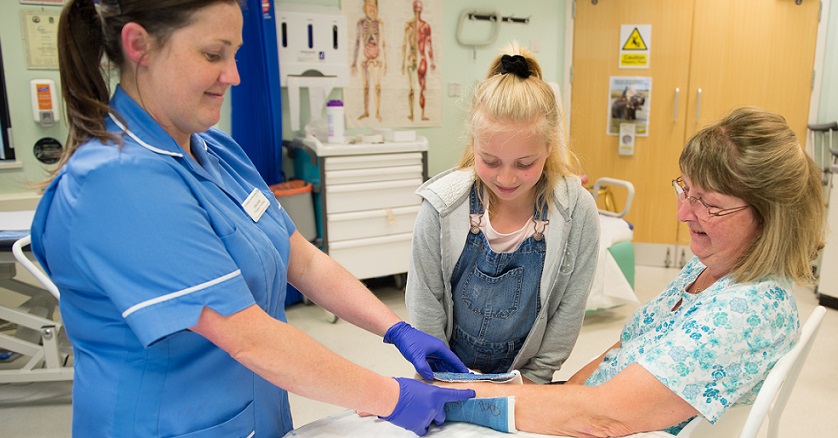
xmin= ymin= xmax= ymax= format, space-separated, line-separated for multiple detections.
xmin=622 ymin=28 xmax=647 ymax=50
xmin=619 ymin=24 xmax=651 ymax=69
xmin=621 ymin=54 xmax=648 ymax=66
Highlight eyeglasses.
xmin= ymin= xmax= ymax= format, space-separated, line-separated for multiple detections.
xmin=672 ymin=176 xmax=749 ymax=220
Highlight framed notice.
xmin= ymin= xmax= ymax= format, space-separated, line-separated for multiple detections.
xmin=20 ymin=10 xmax=61 ymax=70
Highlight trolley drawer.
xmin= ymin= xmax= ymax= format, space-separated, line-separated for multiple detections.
xmin=328 ymin=233 xmax=413 ymax=279
xmin=327 ymin=205 xmax=420 ymax=241
xmin=325 ymin=179 xmax=422 ymax=214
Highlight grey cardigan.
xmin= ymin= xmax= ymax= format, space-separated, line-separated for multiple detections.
xmin=405 ymin=169 xmax=600 ymax=383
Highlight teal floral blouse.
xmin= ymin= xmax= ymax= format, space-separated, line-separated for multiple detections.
xmin=585 ymin=257 xmax=799 ymax=435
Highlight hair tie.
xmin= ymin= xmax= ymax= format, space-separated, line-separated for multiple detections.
xmin=500 ymin=54 xmax=531 ymax=79
xmin=97 ymin=0 xmax=121 ymax=16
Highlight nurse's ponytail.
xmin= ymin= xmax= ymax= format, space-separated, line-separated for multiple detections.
xmin=57 ymin=0 xmax=118 ymax=167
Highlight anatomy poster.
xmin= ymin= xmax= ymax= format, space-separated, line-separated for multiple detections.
xmin=342 ymin=0 xmax=442 ymax=129
xmin=607 ymin=76 xmax=651 ymax=136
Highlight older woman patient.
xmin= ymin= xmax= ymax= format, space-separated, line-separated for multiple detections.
xmin=441 ymin=107 xmax=825 ymax=437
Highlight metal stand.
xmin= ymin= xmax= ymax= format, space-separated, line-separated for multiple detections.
xmin=810 ymin=122 xmax=838 ymax=308
xmin=0 ymin=236 xmax=73 ymax=383
xmin=0 ymin=261 xmax=73 ymax=383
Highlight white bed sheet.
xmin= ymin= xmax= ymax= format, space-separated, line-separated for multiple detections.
xmin=285 ymin=409 xmax=677 ymax=437
xmin=586 ymin=214 xmax=639 ymax=312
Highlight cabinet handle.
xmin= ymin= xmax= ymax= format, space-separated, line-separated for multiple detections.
xmin=674 ymin=88 xmax=680 ymax=122
xmin=695 ymin=88 xmax=702 ymax=123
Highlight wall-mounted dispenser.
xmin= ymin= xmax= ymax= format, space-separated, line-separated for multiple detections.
xmin=275 ymin=3 xmax=348 ymax=133
xmin=30 ymin=79 xmax=59 ymax=127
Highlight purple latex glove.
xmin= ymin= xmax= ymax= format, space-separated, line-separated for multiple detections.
xmin=384 ymin=321 xmax=469 ymax=380
xmin=380 ymin=377 xmax=476 ymax=436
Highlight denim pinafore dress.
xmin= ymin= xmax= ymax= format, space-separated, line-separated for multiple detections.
xmin=449 ymin=186 xmax=547 ymax=374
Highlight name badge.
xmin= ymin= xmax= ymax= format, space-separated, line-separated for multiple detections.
xmin=242 ymin=188 xmax=270 ymax=222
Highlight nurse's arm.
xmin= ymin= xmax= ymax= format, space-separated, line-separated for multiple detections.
xmin=285 ymin=230 xmax=401 ymax=336
xmin=441 ymin=363 xmax=698 ymax=437
xmin=191 ymin=304 xmax=400 ymax=417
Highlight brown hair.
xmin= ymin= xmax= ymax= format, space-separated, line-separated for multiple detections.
xmin=54 ymin=0 xmax=244 ymax=178
xmin=458 ymin=42 xmax=575 ymax=218
xmin=680 ymin=106 xmax=825 ymax=284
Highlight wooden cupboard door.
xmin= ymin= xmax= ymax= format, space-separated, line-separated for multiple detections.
xmin=686 ymin=0 xmax=820 ymax=142
xmin=675 ymin=0 xmax=820 ymax=250
xmin=570 ymin=0 xmax=694 ymax=244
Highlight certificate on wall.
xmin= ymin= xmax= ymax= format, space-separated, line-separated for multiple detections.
xmin=20 ymin=10 xmax=60 ymax=70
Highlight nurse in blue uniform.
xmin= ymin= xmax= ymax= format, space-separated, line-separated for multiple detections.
xmin=33 ymin=1 xmax=473 ymax=436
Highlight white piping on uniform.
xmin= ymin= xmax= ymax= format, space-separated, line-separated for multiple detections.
xmin=122 ymin=270 xmax=242 ymax=318
xmin=108 ymin=113 xmax=183 ymax=157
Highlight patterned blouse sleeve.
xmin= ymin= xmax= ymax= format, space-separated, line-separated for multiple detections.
xmin=636 ymin=282 xmax=799 ymax=422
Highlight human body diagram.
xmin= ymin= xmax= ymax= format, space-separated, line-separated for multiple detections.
xmin=351 ymin=0 xmax=386 ymax=122
xmin=401 ymin=0 xmax=434 ymax=122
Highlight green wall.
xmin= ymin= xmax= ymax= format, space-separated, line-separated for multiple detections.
xmin=0 ymin=5 xmax=65 ymax=199
xmin=0 ymin=0 xmax=566 ymax=198
xmin=276 ymin=0 xmax=567 ymax=177
xmin=3 ymin=0 xmax=837 ymax=201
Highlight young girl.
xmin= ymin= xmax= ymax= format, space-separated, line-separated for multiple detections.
xmin=406 ymin=44 xmax=600 ymax=384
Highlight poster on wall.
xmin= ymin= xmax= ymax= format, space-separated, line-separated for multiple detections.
xmin=619 ymin=24 xmax=651 ymax=69
xmin=342 ymin=0 xmax=442 ymax=129
xmin=607 ymin=76 xmax=651 ymax=137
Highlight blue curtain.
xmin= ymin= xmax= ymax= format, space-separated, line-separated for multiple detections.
xmin=232 ymin=0 xmax=283 ymax=185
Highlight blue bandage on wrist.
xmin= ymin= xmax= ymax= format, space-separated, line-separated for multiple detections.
xmin=443 ymin=397 xmax=517 ymax=433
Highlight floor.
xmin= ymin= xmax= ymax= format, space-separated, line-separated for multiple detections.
xmin=1 ymin=265 xmax=836 ymax=437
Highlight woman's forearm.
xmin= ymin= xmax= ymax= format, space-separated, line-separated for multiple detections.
xmin=192 ymin=305 xmax=401 ymax=417
xmin=287 ymin=232 xmax=401 ymax=336
xmin=439 ymin=362 xmax=698 ymax=437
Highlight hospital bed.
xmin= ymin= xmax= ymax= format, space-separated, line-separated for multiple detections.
xmin=585 ymin=177 xmax=639 ymax=315
xmin=0 ymin=210 xmax=73 ymax=383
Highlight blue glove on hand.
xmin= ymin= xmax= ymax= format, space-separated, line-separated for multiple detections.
xmin=384 ymin=321 xmax=469 ymax=380
xmin=380 ymin=377 xmax=476 ymax=436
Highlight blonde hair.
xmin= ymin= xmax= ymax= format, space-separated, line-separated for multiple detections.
xmin=458 ymin=42 xmax=575 ymax=217
xmin=680 ymin=107 xmax=825 ymax=284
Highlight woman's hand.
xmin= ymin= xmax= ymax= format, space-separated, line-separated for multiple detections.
xmin=381 ymin=377 xmax=476 ymax=436
xmin=384 ymin=322 xmax=469 ymax=380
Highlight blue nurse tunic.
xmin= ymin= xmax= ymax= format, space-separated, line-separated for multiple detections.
xmin=30 ymin=86 xmax=296 ymax=437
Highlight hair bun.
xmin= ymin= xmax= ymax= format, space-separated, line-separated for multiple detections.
xmin=500 ymin=54 xmax=532 ymax=79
